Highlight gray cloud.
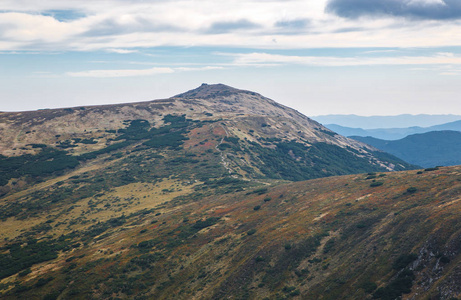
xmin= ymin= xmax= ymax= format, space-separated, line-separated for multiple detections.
xmin=333 ymin=27 xmax=364 ymax=33
xmin=326 ymin=0 xmax=461 ymax=20
xmin=275 ymin=18 xmax=310 ymax=29
xmin=82 ymin=17 xmax=181 ymax=37
xmin=272 ymin=18 xmax=311 ymax=35
xmin=206 ymin=19 xmax=260 ymax=34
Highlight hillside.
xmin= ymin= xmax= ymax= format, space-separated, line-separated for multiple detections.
xmin=351 ymin=131 xmax=461 ymax=168
xmin=0 ymin=84 xmax=435 ymax=299
xmin=0 ymin=163 xmax=460 ymax=299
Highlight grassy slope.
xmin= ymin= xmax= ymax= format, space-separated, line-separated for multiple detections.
xmin=0 ymin=164 xmax=460 ymax=299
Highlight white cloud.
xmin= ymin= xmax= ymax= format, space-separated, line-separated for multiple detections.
xmin=175 ymin=66 xmax=224 ymax=71
xmin=67 ymin=67 xmax=174 ymax=78
xmin=65 ymin=65 xmax=223 ymax=78
xmin=228 ymin=52 xmax=461 ymax=67
xmin=106 ymin=48 xmax=139 ymax=54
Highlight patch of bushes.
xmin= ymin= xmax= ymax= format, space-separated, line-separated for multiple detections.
xmin=393 ymin=253 xmax=418 ymax=270
xmin=424 ymin=167 xmax=439 ymax=171
xmin=0 ymin=238 xmax=73 ymax=280
xmin=250 ymin=141 xmax=392 ymax=182
xmin=323 ymin=238 xmax=336 ymax=254
xmin=247 ymin=229 xmax=257 ymax=236
xmin=406 ymin=187 xmax=417 ymax=193
xmin=246 ymin=187 xmax=268 ymax=195
xmin=373 ymin=269 xmax=415 ymax=299
xmin=360 ymin=281 xmax=377 ymax=294
xmin=262 ymin=234 xmax=325 ymax=287
xmin=192 ymin=217 xmax=220 ymax=230
xmin=0 ymin=147 xmax=79 ymax=186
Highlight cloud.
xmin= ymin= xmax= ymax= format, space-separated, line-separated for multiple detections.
xmin=228 ymin=52 xmax=461 ymax=67
xmin=67 ymin=67 xmax=174 ymax=78
xmin=82 ymin=16 xmax=181 ymax=37
xmin=205 ymin=19 xmax=260 ymax=34
xmin=1 ymin=0 xmax=461 ymax=51
xmin=66 ymin=65 xmax=222 ymax=78
xmin=326 ymin=0 xmax=461 ymax=20
xmin=275 ymin=18 xmax=311 ymax=29
xmin=273 ymin=18 xmax=311 ymax=35
xmin=175 ymin=66 xmax=224 ymax=71
xmin=106 ymin=48 xmax=139 ymax=54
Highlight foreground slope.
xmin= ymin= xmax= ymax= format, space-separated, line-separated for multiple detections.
xmin=0 ymin=166 xmax=460 ymax=299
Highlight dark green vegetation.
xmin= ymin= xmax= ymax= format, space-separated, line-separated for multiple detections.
xmin=245 ymin=140 xmax=414 ymax=181
xmin=0 ymin=147 xmax=79 ymax=186
xmin=351 ymin=130 xmax=461 ymax=168
xmin=0 ymin=114 xmax=191 ymax=188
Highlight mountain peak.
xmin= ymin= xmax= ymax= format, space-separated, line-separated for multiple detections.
xmin=174 ymin=83 xmax=254 ymax=99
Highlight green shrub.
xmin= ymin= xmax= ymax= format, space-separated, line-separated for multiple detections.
xmin=323 ymin=238 xmax=335 ymax=254
xmin=361 ymin=281 xmax=377 ymax=293
xmin=406 ymin=187 xmax=417 ymax=193
xmin=255 ymin=256 xmax=265 ymax=262
xmin=424 ymin=167 xmax=439 ymax=171
xmin=247 ymin=229 xmax=257 ymax=235
xmin=192 ymin=217 xmax=220 ymax=230
xmin=393 ymin=253 xmax=418 ymax=270
xmin=373 ymin=269 xmax=415 ymax=299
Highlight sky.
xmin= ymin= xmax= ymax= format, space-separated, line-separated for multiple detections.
xmin=1 ymin=0 xmax=461 ymax=116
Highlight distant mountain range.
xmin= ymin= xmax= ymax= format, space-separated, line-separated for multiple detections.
xmin=311 ymin=114 xmax=461 ymax=129
xmin=351 ymin=130 xmax=461 ymax=168
xmin=325 ymin=120 xmax=461 ymax=140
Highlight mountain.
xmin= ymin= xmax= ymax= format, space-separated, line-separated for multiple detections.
xmin=430 ymin=119 xmax=461 ymax=132
xmin=324 ymin=121 xmax=461 ymax=140
xmin=1 ymin=83 xmax=447 ymax=300
xmin=0 ymin=83 xmax=413 ymax=193
xmin=351 ymin=130 xmax=461 ymax=168
xmin=312 ymin=114 xmax=461 ymax=129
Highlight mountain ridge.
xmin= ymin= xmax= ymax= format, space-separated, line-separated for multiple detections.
xmin=324 ymin=120 xmax=461 ymax=140
xmin=0 ymin=84 xmax=411 ymax=174
xmin=351 ymin=130 xmax=461 ymax=167
xmin=312 ymin=114 xmax=461 ymax=129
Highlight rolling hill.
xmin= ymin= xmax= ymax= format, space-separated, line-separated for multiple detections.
xmin=2 ymin=84 xmax=459 ymax=300
xmin=351 ymin=130 xmax=461 ymax=168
